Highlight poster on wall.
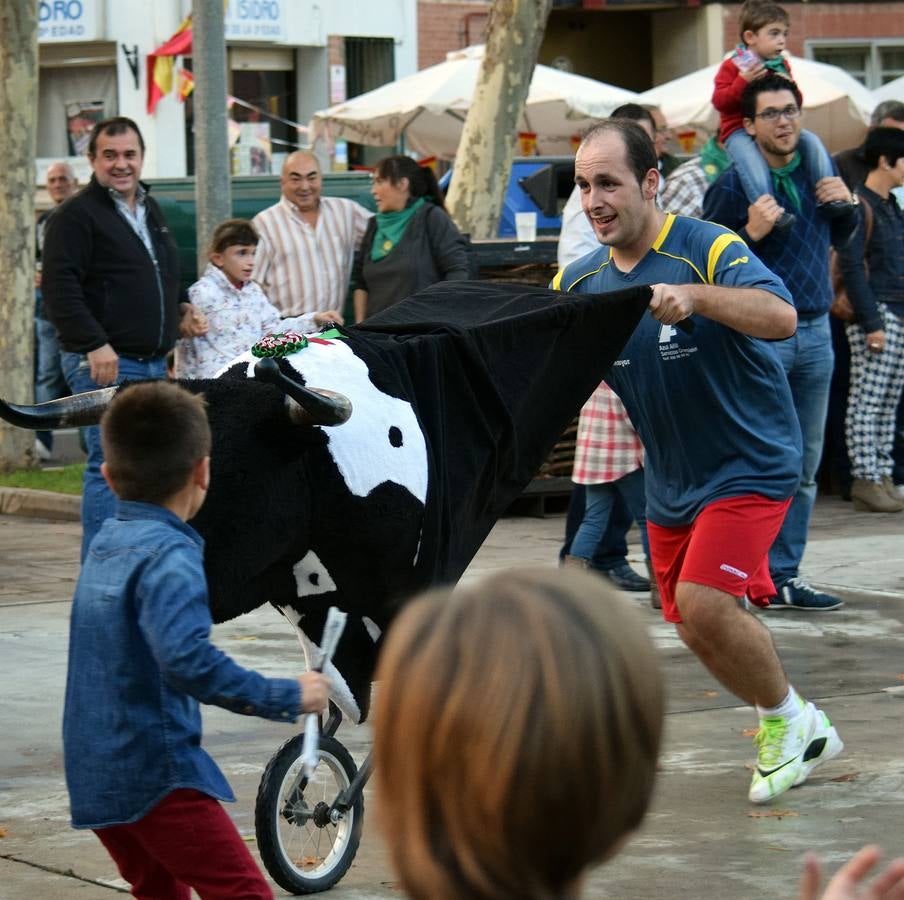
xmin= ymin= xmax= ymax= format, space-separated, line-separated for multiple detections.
xmin=231 ymin=122 xmax=272 ymax=175
xmin=66 ymin=101 xmax=106 ymax=156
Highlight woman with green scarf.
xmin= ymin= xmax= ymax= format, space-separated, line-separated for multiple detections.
xmin=353 ymin=156 xmax=468 ymax=322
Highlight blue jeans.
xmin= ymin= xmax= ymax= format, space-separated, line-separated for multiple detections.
xmin=769 ymin=314 xmax=833 ymax=585
xmin=34 ymin=303 xmax=69 ymax=450
xmin=725 ymin=129 xmax=834 ymax=206
xmin=60 ymin=351 xmax=168 ymax=561
xmin=561 ymin=485 xmax=633 ymax=570
xmin=570 ymin=468 xmax=649 ymax=562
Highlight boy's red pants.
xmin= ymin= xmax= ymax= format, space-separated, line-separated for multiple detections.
xmin=94 ymin=788 xmax=272 ymax=899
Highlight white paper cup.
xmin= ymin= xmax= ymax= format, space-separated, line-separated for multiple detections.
xmin=515 ymin=211 xmax=537 ymax=242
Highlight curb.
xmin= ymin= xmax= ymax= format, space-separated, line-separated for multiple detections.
xmin=0 ymin=487 xmax=81 ymax=522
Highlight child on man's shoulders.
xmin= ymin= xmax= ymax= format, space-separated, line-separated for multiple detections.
xmin=712 ymin=0 xmax=854 ymax=231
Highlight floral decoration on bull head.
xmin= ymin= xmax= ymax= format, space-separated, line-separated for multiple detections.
xmin=252 ymin=331 xmax=309 ymax=358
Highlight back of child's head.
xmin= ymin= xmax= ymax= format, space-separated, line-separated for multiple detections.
xmin=208 ymin=218 xmax=258 ymax=257
xmin=373 ymin=566 xmax=664 ymax=900
xmin=739 ymin=0 xmax=789 ymax=39
xmin=101 ymin=381 xmax=211 ymax=504
xmin=863 ymin=125 xmax=904 ymax=170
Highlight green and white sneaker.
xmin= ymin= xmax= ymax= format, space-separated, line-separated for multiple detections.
xmin=748 ymin=701 xmax=843 ymax=804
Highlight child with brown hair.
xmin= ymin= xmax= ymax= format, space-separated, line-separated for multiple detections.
xmin=62 ymin=380 xmax=331 ymax=899
xmin=373 ymin=567 xmax=663 ymax=900
xmin=373 ymin=567 xmax=904 ymax=900
xmin=712 ymin=0 xmax=849 ymax=229
xmin=175 ymin=218 xmax=341 ymax=378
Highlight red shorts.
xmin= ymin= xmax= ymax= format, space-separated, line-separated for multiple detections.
xmin=647 ymin=494 xmax=792 ymax=624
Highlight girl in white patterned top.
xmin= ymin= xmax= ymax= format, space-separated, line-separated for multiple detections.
xmin=175 ymin=219 xmax=342 ymax=379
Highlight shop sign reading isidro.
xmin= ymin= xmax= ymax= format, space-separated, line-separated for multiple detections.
xmin=37 ymin=1 xmax=286 ymax=44
xmin=225 ymin=0 xmax=285 ymax=41
xmin=38 ymin=0 xmax=102 ymax=42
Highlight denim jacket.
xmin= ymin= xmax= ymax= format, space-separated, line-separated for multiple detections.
xmin=63 ymin=500 xmax=302 ymax=829
xmin=837 ymin=186 xmax=904 ymax=331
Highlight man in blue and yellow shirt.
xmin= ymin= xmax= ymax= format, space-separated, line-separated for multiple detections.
xmin=555 ymin=118 xmax=843 ymax=804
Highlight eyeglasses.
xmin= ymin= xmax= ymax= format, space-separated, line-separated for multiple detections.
xmin=754 ymin=105 xmax=802 ymax=122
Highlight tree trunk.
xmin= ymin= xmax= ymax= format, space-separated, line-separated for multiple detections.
xmin=0 ymin=2 xmax=38 ymax=472
xmin=445 ymin=0 xmax=552 ymax=240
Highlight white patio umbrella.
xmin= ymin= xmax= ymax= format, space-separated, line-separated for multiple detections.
xmin=637 ymin=55 xmax=875 ymax=153
xmin=309 ymin=45 xmax=637 ymax=160
xmin=873 ymin=74 xmax=904 ymax=105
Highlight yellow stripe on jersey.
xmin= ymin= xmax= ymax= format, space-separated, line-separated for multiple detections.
xmin=651 ymin=249 xmax=706 ymax=283
xmin=560 ymin=253 xmax=611 ymax=292
xmin=650 ymin=212 xmax=705 ymax=283
xmin=651 ymin=212 xmax=676 ymax=250
xmin=706 ymin=233 xmax=748 ymax=285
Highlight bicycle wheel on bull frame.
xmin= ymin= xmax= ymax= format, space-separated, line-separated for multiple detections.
xmin=255 ymin=733 xmax=363 ymax=894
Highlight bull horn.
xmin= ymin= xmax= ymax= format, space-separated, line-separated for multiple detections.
xmin=0 ymin=387 xmax=119 ymax=430
xmin=254 ymin=358 xmax=352 ymax=426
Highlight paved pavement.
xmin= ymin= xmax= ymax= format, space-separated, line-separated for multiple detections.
xmin=1 ymin=497 xmax=902 ymax=899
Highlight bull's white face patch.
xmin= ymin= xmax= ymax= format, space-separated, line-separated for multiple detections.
xmin=237 ymin=341 xmax=427 ymax=503
xmin=293 ymin=551 xmax=337 ymax=598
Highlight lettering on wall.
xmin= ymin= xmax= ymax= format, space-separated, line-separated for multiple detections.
xmin=38 ymin=0 xmax=101 ymax=42
xmin=225 ymin=0 xmax=285 ymax=40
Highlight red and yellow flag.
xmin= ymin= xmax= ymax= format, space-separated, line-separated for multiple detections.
xmin=147 ymin=15 xmax=193 ymax=114
xmin=177 ymin=68 xmax=195 ymax=103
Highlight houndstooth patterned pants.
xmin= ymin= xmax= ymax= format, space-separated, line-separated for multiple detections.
xmin=845 ymin=303 xmax=904 ymax=482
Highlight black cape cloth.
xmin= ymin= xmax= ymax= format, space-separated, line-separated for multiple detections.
xmin=347 ymin=279 xmax=652 ymax=595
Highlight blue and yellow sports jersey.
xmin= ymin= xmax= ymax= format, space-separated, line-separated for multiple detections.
xmin=554 ymin=213 xmax=802 ymax=526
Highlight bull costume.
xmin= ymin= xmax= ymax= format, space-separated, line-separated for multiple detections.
xmin=2 ymin=281 xmax=651 ymax=721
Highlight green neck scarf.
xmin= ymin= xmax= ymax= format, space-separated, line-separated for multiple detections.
xmin=371 ymin=197 xmax=426 ymax=261
xmin=770 ymin=152 xmax=802 ymax=213
xmin=763 ymin=55 xmax=790 ymax=75
xmin=699 ymin=136 xmax=730 ymax=184
xmin=736 ymin=45 xmax=789 ymax=76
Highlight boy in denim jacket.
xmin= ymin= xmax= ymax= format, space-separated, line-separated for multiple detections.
xmin=62 ymin=380 xmax=330 ymax=899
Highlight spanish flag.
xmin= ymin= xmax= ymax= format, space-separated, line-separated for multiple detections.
xmin=177 ymin=68 xmax=195 ymax=103
xmin=147 ymin=15 xmax=193 ymax=114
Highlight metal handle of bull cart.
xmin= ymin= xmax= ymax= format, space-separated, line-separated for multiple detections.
xmin=301 ymin=607 xmax=347 ymax=776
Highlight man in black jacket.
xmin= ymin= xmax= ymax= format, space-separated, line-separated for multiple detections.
xmin=43 ymin=116 xmax=207 ymax=559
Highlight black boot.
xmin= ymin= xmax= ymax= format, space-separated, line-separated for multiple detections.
xmin=603 ymin=561 xmax=650 ymax=592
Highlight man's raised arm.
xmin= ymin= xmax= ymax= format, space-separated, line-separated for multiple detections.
xmin=649 ymin=283 xmax=797 ymax=340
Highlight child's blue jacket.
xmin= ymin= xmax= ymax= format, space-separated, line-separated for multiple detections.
xmin=63 ymin=500 xmax=301 ymax=829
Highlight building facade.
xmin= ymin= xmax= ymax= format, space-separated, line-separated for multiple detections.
xmin=36 ymin=0 xmax=417 ymax=181
xmin=417 ymin=1 xmax=904 ymax=93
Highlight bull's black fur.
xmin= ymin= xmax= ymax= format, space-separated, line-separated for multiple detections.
xmin=183 ymin=376 xmax=423 ymax=717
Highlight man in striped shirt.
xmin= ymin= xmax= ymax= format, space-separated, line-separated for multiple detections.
xmin=252 ymin=151 xmax=372 ymax=320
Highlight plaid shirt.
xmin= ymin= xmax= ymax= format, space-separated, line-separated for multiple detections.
xmin=572 ymin=382 xmax=644 ymax=484
xmin=661 ymin=158 xmax=709 ymax=219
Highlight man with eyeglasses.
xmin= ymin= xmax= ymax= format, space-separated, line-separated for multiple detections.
xmin=703 ymin=74 xmax=858 ymax=612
